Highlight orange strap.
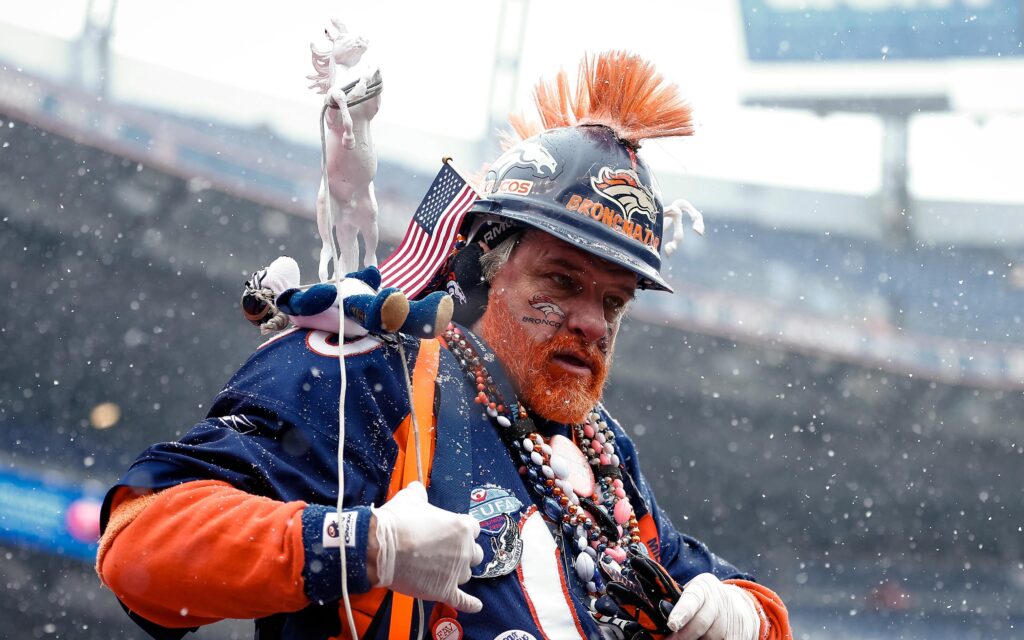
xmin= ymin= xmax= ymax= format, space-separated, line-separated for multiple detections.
xmin=386 ymin=338 xmax=440 ymax=499
xmin=388 ymin=338 xmax=439 ymax=640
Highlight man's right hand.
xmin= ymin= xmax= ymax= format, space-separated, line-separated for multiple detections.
xmin=371 ymin=482 xmax=485 ymax=613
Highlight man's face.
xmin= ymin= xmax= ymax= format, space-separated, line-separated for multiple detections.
xmin=478 ymin=231 xmax=637 ymax=424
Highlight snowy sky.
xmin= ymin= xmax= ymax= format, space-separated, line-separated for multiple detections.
xmin=3 ymin=0 xmax=1023 ymax=203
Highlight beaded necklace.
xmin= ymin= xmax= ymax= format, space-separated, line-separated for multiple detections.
xmin=443 ymin=323 xmax=640 ymax=596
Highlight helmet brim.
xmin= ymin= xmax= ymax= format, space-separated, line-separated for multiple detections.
xmin=468 ymin=199 xmax=673 ymax=293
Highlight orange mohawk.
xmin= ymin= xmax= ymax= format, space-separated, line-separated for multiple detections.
xmin=509 ymin=50 xmax=693 ymax=149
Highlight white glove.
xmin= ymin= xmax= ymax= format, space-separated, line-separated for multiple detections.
xmin=371 ymin=482 xmax=485 ymax=613
xmin=667 ymin=573 xmax=759 ymax=640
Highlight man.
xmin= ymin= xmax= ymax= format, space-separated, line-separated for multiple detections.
xmin=97 ymin=51 xmax=791 ymax=639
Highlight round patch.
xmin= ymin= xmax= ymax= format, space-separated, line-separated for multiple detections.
xmin=432 ymin=618 xmax=462 ymax=640
xmin=493 ymin=631 xmax=538 ymax=640
xmin=468 ymin=485 xmax=523 ymax=533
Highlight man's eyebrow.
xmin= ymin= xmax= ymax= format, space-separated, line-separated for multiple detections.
xmin=542 ymin=257 xmax=586 ymax=273
xmin=541 ymin=256 xmax=637 ymax=294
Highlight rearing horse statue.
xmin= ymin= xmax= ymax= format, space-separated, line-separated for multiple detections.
xmin=307 ymin=19 xmax=382 ymax=281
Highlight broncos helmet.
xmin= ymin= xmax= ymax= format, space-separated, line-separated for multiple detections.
xmin=467 ymin=124 xmax=673 ymax=292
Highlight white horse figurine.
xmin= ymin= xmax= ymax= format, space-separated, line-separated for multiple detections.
xmin=308 ymin=19 xmax=382 ymax=281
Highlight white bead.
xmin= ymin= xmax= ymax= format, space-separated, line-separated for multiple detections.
xmin=497 ymin=415 xmax=511 ymax=428
xmin=589 ymin=412 xmax=601 ymax=423
xmin=523 ymin=439 xmax=534 ymax=452
xmin=595 ymin=432 xmax=606 ymax=444
xmin=610 ymin=454 xmax=620 ymax=466
xmin=550 ymin=456 xmax=569 ymax=480
xmin=487 ymin=406 xmax=498 ymax=418
xmin=583 ymin=545 xmax=597 ymax=559
xmin=542 ymin=465 xmax=554 ymax=479
xmin=603 ymin=443 xmax=614 ymax=455
xmin=568 ymin=492 xmax=580 ymax=505
xmin=530 ymin=451 xmax=544 ymax=466
xmin=575 ymin=552 xmax=596 ymax=582
xmin=540 ymin=443 xmax=552 ymax=456
xmin=577 ymin=535 xmax=588 ymax=550
xmin=587 ymin=581 xmax=597 ymax=593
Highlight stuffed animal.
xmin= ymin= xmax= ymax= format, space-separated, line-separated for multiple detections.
xmin=241 ymin=257 xmax=452 ymax=339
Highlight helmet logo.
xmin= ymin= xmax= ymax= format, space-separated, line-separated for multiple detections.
xmin=590 ymin=167 xmax=658 ymax=225
xmin=489 ymin=141 xmax=559 ymax=180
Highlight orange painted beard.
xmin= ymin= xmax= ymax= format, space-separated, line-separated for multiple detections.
xmin=480 ymin=294 xmax=610 ymax=424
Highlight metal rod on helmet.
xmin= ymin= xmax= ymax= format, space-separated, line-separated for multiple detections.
xmin=320 ymin=102 xmax=360 ymax=640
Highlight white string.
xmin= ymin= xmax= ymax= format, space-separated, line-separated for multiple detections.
xmin=320 ymin=102 xmax=360 ymax=640
xmin=322 ymin=85 xmax=425 ymax=637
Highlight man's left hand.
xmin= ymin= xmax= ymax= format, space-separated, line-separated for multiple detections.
xmin=666 ymin=573 xmax=759 ymax=640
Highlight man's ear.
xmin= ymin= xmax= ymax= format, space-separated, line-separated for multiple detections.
xmin=450 ymin=243 xmax=490 ymax=325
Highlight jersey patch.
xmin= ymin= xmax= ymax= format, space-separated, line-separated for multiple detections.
xmin=469 ymin=484 xmax=523 ymax=533
xmin=469 ymin=485 xmax=524 ymax=580
xmin=493 ymin=631 xmax=538 ymax=640
xmin=432 ymin=617 xmax=462 ymax=640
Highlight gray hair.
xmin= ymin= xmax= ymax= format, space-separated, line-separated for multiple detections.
xmin=479 ymin=229 xmax=525 ymax=283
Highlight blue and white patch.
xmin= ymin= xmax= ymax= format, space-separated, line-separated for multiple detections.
xmin=469 ymin=485 xmax=524 ymax=579
xmin=469 ymin=484 xmax=523 ymax=533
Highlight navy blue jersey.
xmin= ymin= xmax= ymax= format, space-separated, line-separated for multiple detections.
xmin=103 ymin=326 xmax=749 ymax=639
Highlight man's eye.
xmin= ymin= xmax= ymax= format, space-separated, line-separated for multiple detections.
xmin=550 ymin=274 xmax=575 ymax=289
xmin=605 ymin=296 xmax=626 ymax=314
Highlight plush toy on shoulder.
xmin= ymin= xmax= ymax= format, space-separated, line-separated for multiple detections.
xmin=241 ymin=256 xmax=452 ymax=339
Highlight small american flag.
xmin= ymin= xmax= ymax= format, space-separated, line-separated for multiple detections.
xmin=379 ymin=161 xmax=478 ymax=297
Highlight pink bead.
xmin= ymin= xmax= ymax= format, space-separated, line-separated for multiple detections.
xmin=613 ymin=498 xmax=632 ymax=525
xmin=606 ymin=546 xmax=627 ymax=564
xmin=583 ymin=425 xmax=595 ymax=438
xmin=612 ymin=479 xmax=623 ymax=489
xmin=599 ymin=454 xmax=611 ymax=465
xmin=614 ymin=487 xmax=626 ymax=499
xmin=591 ymin=440 xmax=603 ymax=454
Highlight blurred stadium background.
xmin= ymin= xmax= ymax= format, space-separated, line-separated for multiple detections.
xmin=2 ymin=1 xmax=1023 ymax=638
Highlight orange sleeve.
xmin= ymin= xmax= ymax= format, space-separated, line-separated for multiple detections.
xmin=96 ymin=479 xmax=309 ymax=628
xmin=724 ymin=579 xmax=792 ymax=640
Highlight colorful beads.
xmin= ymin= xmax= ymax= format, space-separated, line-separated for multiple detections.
xmin=444 ymin=322 xmax=642 ymax=601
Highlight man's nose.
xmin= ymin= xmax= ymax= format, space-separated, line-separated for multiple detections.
xmin=565 ymin=297 xmax=608 ymax=344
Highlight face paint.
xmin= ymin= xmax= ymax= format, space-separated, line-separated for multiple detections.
xmin=481 ymin=293 xmax=609 ymax=424
xmin=521 ymin=293 xmax=564 ymax=328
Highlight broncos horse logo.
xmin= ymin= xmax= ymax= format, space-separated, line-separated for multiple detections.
xmin=489 ymin=141 xmax=559 ymax=180
xmin=590 ymin=166 xmax=659 ymax=224
xmin=529 ymin=294 xmax=564 ymax=320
